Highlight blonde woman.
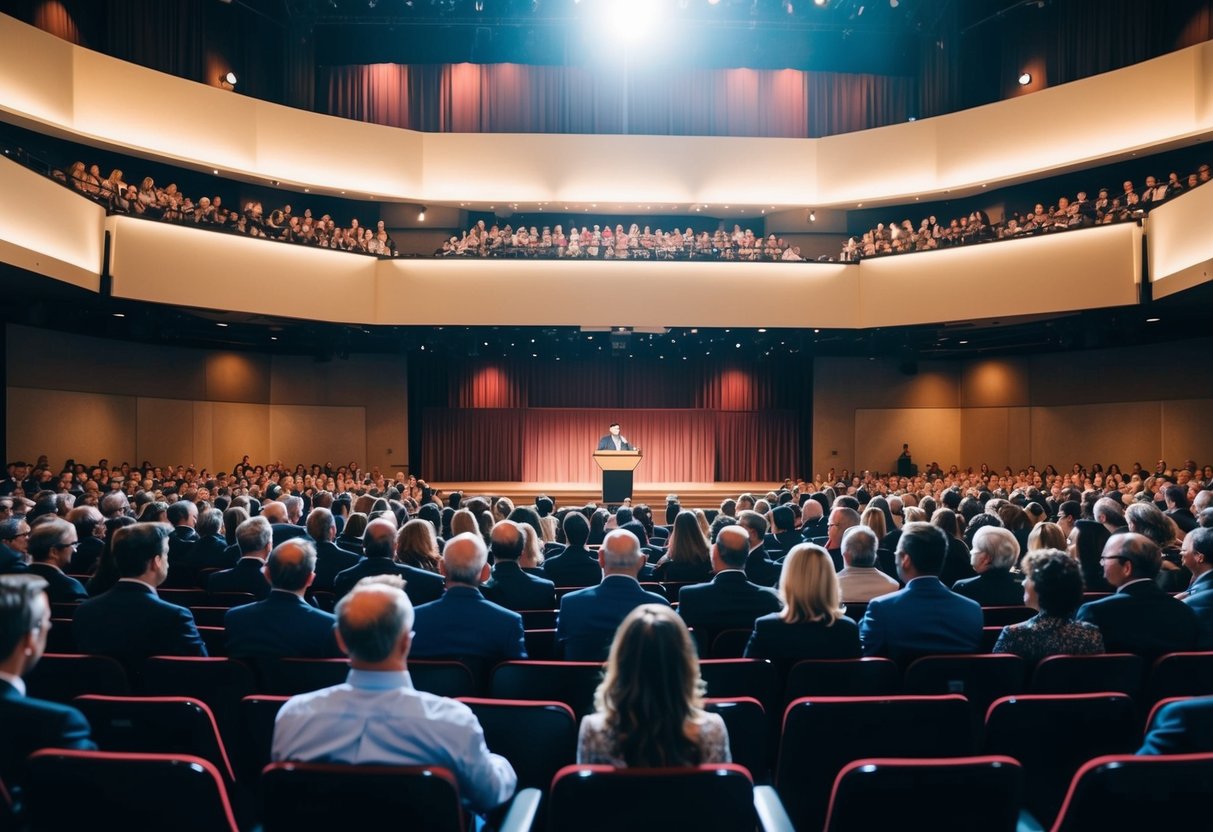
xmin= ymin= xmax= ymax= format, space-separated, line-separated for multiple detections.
xmin=1027 ymin=522 xmax=1066 ymax=553
xmin=450 ymin=508 xmax=478 ymax=538
xmin=860 ymin=506 xmax=887 ymax=541
xmin=743 ymin=544 xmax=860 ymax=661
xmin=578 ymin=604 xmax=730 ymax=767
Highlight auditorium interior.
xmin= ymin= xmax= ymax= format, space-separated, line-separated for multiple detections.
xmin=2 ymin=0 xmax=1213 ymax=829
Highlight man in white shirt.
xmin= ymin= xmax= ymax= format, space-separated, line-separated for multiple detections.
xmin=836 ymin=525 xmax=899 ymax=602
xmin=272 ymin=575 xmax=516 ymax=816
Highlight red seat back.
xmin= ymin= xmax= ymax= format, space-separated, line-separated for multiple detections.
xmin=1051 ymin=753 xmax=1213 ymax=831
xmin=456 ymin=697 xmax=577 ymax=791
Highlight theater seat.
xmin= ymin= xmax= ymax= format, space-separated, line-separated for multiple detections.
xmin=490 ymin=661 xmax=603 ymax=718
xmin=1146 ymin=651 xmax=1213 ymax=704
xmin=705 ymin=697 xmax=769 ymax=782
xmin=782 ymin=657 xmax=900 ymax=704
xmin=238 ymin=695 xmax=289 ymax=787
xmin=25 ymin=750 xmax=239 ymax=832
xmin=1044 ymin=753 xmax=1213 ymax=832
xmin=548 ymin=764 xmax=792 ymax=832
xmin=24 ymin=653 xmax=130 ymax=703
xmin=709 ymin=629 xmax=752 ymax=658
xmin=1028 ymin=653 xmax=1144 ymax=698
xmin=903 ymin=654 xmax=1027 ymax=725
xmin=823 ymin=756 xmax=1024 ymax=832
xmin=456 ymin=698 xmax=578 ymax=791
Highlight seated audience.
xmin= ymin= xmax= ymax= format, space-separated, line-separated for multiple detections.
xmin=223 ymin=539 xmax=342 ymax=659
xmin=271 ymin=575 xmax=516 ymax=816
xmin=952 ymin=526 xmax=1024 ymax=606
xmin=993 ymin=549 xmax=1104 ymax=664
xmin=395 ymin=518 xmax=442 ymax=573
xmin=744 ymin=544 xmax=861 ymax=661
xmin=737 ymin=510 xmax=782 ymax=587
xmin=1179 ymin=526 xmax=1213 ymax=648
xmin=541 ymin=511 xmax=602 ymax=588
xmin=333 ymin=518 xmax=444 ymax=605
xmin=835 ymin=525 xmax=900 ymax=602
xmin=653 ymin=510 xmax=713 ymax=583
xmin=0 ymin=517 xmax=30 ymax=574
xmin=1137 ymin=696 xmax=1213 ymax=755
xmin=578 ymin=604 xmax=730 ymax=766
xmin=1069 ymin=519 xmax=1114 ymax=593
xmin=206 ymin=515 xmax=272 ymax=599
xmin=480 ymin=521 xmax=556 ymax=611
xmin=25 ymin=518 xmax=88 ymax=603
xmin=179 ymin=507 xmax=234 ymax=576
xmin=307 ymin=506 xmax=360 ymax=591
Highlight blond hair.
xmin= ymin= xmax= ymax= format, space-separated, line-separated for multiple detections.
xmin=779 ymin=544 xmax=845 ymax=626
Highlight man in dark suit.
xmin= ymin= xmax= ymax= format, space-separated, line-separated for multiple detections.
xmin=737 ymin=510 xmax=781 ymax=587
xmin=180 ymin=507 xmax=236 ymax=576
xmin=557 ymin=529 xmax=669 ymax=661
xmin=542 ymin=511 xmax=602 ymax=588
xmin=799 ymin=499 xmax=828 ymax=541
xmin=207 ymin=516 xmax=272 ymax=600
xmin=1180 ymin=527 xmax=1213 ymax=648
xmin=1137 ymin=696 xmax=1213 ymax=755
xmin=333 ymin=518 xmax=445 ymax=606
xmin=66 ymin=506 xmax=106 ymax=575
xmin=764 ymin=505 xmax=803 ymax=560
xmin=596 ymin=423 xmax=634 ymax=451
xmin=307 ymin=506 xmax=360 ymax=592
xmin=0 ymin=517 xmax=30 ymax=573
xmin=73 ymin=523 xmax=208 ymax=660
xmin=678 ymin=524 xmax=781 ymax=655
xmin=952 ymin=526 xmax=1024 ymax=606
xmin=1164 ymin=485 xmax=1199 ymax=534
xmin=0 ymin=574 xmax=96 ymax=801
xmin=410 ymin=532 xmax=526 ymax=663
xmin=224 ymin=539 xmax=341 ymax=659
xmin=165 ymin=500 xmax=199 ymax=570
xmin=859 ymin=522 xmax=983 ymax=664
xmin=481 ymin=521 xmax=556 ymax=611
xmin=1076 ymin=533 xmax=1199 ymax=658
xmin=261 ymin=500 xmax=310 ymax=548
xmin=25 ymin=518 xmax=88 ymax=603
xmin=823 ymin=507 xmax=859 ymax=573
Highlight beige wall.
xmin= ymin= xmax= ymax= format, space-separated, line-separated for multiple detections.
xmin=814 ymin=341 xmax=1213 ymax=476
xmin=5 ymin=325 xmax=407 ymax=473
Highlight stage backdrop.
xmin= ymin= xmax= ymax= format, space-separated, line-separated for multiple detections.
xmin=412 ymin=356 xmax=809 ymax=483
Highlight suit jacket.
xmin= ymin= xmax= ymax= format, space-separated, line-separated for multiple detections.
xmin=1166 ymin=508 xmax=1198 ymax=534
xmin=1076 ymin=579 xmax=1199 ymax=657
xmin=0 ymin=542 xmax=27 ymax=574
xmin=1137 ymin=696 xmax=1213 ymax=755
xmin=481 ymin=561 xmax=557 ymax=611
xmin=271 ymin=523 xmax=310 ymax=548
xmin=73 ymin=580 xmax=208 ymax=660
xmin=859 ymin=576 xmax=983 ymax=663
xmin=27 ymin=562 xmax=88 ymax=603
xmin=223 ymin=590 xmax=341 ymax=659
xmin=207 ymin=557 xmax=271 ymax=600
xmin=939 ymin=537 xmax=977 ymax=588
xmin=410 ymin=585 xmax=527 ymax=662
xmin=557 ymin=575 xmax=669 ymax=661
xmin=0 ymin=679 xmax=95 ymax=792
xmin=951 ymin=570 xmax=1025 ymax=607
xmin=335 ymin=536 xmax=364 ymax=557
xmin=596 ymin=435 xmax=634 ymax=451
xmin=764 ymin=530 xmax=805 ymax=560
xmin=167 ymin=525 xmax=198 ymax=566
xmin=744 ymin=547 xmax=782 ymax=588
xmin=744 ymin=613 xmax=862 ymax=661
xmin=69 ymin=536 xmax=105 ymax=575
xmin=541 ymin=546 xmax=602 ymax=588
xmin=312 ymin=540 xmax=361 ymax=592
xmin=677 ymin=570 xmax=782 ymax=652
xmin=333 ymin=557 xmax=445 ymax=607
xmin=1184 ymin=571 xmax=1213 ymax=649
xmin=800 ymin=517 xmax=829 ymax=540
xmin=182 ymin=534 xmax=237 ymax=574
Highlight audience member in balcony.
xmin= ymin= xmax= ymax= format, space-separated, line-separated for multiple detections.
xmin=951 ymin=526 xmax=1023 ymax=607
xmin=73 ymin=522 xmax=207 ymax=659
xmin=480 ymin=521 xmax=556 ymax=612
xmin=992 ymin=549 xmax=1104 ymax=664
xmin=859 ymin=522 xmax=983 ymax=662
xmin=744 ymin=543 xmax=860 ymax=661
xmin=0 ymin=574 xmax=97 ymax=801
xmin=835 ymin=525 xmax=899 ymax=603
xmin=1075 ymin=533 xmax=1199 ymax=657
xmin=272 ymin=575 xmax=516 ymax=814
xmin=579 ymin=603 xmax=730 ymax=766
xmin=25 ymin=518 xmax=87 ymax=604
xmin=653 ymin=511 xmax=712 ymax=583
xmin=1140 ymin=175 xmax=1168 ymax=206
xmin=224 ymin=539 xmax=341 ymax=659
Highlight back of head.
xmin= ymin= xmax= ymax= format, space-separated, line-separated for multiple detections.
xmin=28 ymin=518 xmax=72 ymax=562
xmin=196 ymin=508 xmax=223 ymax=538
xmin=267 ymin=539 xmax=317 ymax=591
xmin=771 ymin=505 xmax=794 ymax=534
xmin=841 ymin=525 xmax=878 ymax=568
xmin=335 ymin=576 xmax=413 ymax=663
xmin=736 ymin=509 xmax=768 ymax=541
xmin=601 ymin=529 xmax=643 ymax=573
xmin=306 ymin=507 xmax=335 ymax=542
xmin=1027 ymin=522 xmax=1066 ymax=552
xmin=563 ymin=511 xmax=590 ymax=548
xmin=166 ymin=500 xmax=194 ymax=527
xmin=1023 ymin=549 xmax=1084 ymax=617
xmin=713 ymin=525 xmax=750 ymax=570
xmin=443 ymin=532 xmax=489 ymax=585
xmin=0 ymin=574 xmax=49 ymax=663
xmin=972 ymin=526 xmax=1020 ymax=571
xmin=490 ymin=520 xmax=525 ymax=562
xmin=507 ymin=506 xmax=543 ymax=542
xmin=113 ymin=522 xmax=170 ymax=577
xmin=1125 ymin=502 xmax=1174 ymax=547
xmin=363 ymin=518 xmax=397 ymax=559
xmin=261 ymin=501 xmax=288 ymax=524
xmin=1107 ymin=532 xmax=1162 ymax=579
xmin=342 ymin=512 xmax=369 ymax=540
xmin=1093 ymin=497 xmax=1126 ymax=528
xmin=236 ymin=516 xmax=272 ymax=556
xmin=779 ymin=544 xmax=843 ymax=624
xmin=596 ymin=603 xmax=703 ymax=767
xmin=897 ymin=521 xmax=949 ymax=576
xmin=620 ymin=519 xmax=648 ymax=547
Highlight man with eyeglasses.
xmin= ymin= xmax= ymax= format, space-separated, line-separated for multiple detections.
xmin=26 ymin=518 xmax=88 ymax=603
xmin=0 ymin=517 xmax=31 ymax=574
xmin=1075 ymin=533 xmax=1199 ymax=658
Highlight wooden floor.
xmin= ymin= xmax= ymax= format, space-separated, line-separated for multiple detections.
xmin=427 ymin=481 xmax=781 ymax=509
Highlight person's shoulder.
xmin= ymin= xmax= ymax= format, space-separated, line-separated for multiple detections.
xmin=278 ymin=683 xmax=350 ymax=718
xmin=832 ymin=614 xmax=860 ymax=632
xmin=753 ymin=611 xmax=783 ymax=627
xmin=642 ymin=589 xmax=671 ymax=606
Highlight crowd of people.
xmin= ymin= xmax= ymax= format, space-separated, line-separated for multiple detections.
xmin=842 ymin=162 xmax=1212 ymax=261
xmin=1 ymin=453 xmax=1211 ymax=826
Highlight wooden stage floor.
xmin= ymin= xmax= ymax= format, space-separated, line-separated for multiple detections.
xmin=427 ymin=482 xmax=782 ymax=509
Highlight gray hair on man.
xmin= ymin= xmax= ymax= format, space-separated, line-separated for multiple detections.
xmin=972 ymin=526 xmax=1021 ymax=571
xmin=442 ymin=532 xmax=489 ymax=585
xmin=600 ymin=528 xmax=643 ymax=572
xmin=335 ymin=575 xmax=414 ymax=663
xmin=841 ymin=525 xmax=878 ymax=568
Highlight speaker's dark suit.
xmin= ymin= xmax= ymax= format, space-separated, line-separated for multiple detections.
xmin=744 ymin=613 xmax=862 ymax=661
xmin=0 ymin=679 xmax=95 ymax=793
xmin=481 ymin=561 xmax=556 ymax=611
xmin=744 ymin=547 xmax=782 ymax=588
xmin=859 ymin=576 xmax=983 ymax=663
xmin=312 ymin=540 xmax=360 ymax=592
xmin=333 ymin=557 xmax=445 ymax=607
xmin=557 ymin=575 xmax=669 ymax=661
xmin=206 ymin=557 xmax=271 ymax=600
xmin=596 ymin=436 xmax=634 ymax=451
xmin=73 ymin=580 xmax=208 ymax=660
xmin=1137 ymin=696 xmax=1213 ymax=755
xmin=541 ymin=546 xmax=602 ymax=588
xmin=951 ymin=570 xmax=1025 ymax=607
xmin=1076 ymin=579 xmax=1200 ymax=657
xmin=1184 ymin=572 xmax=1213 ymax=649
xmin=677 ymin=570 xmax=782 ymax=653
xmin=410 ymin=586 xmax=527 ymax=662
xmin=26 ymin=563 xmax=88 ymax=603
xmin=223 ymin=590 xmax=341 ymax=659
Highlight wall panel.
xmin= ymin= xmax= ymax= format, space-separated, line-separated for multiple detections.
xmin=855 ymin=407 xmax=962 ymax=474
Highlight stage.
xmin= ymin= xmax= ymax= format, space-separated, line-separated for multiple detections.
xmin=426 ymin=482 xmax=784 ymax=509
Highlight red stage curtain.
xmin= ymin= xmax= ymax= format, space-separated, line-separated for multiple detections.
xmin=713 ymin=411 xmax=800 ymax=481
xmin=419 ymin=408 xmax=524 ymax=481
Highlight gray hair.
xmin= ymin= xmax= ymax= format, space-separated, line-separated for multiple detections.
xmin=336 ymin=577 xmax=414 ymax=663
xmin=841 ymin=525 xmax=878 ymax=568
xmin=972 ymin=526 xmax=1020 ymax=571
xmin=236 ymin=516 xmax=272 ymax=555
xmin=601 ymin=528 xmax=643 ymax=572
xmin=196 ymin=508 xmax=224 ymax=538
xmin=28 ymin=518 xmax=73 ymax=562
xmin=267 ymin=539 xmax=317 ymax=591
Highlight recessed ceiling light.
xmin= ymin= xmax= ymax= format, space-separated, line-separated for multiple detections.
xmin=958 ymin=339 xmax=969 ymax=344
xmin=217 ymin=322 xmax=229 ymax=328
xmin=112 ymin=312 xmax=125 ymax=318
xmin=1146 ymin=317 xmax=1161 ymax=323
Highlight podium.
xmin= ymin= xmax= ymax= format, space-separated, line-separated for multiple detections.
xmin=593 ymin=450 xmax=643 ymax=504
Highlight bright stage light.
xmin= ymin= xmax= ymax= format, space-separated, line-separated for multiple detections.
xmin=601 ymin=0 xmax=664 ymax=45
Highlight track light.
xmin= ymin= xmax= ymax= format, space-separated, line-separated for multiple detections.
xmin=418 ymin=206 xmax=427 ymax=222
xmin=1018 ymin=72 xmax=1032 ymax=85
xmin=220 ymin=71 xmax=238 ymax=89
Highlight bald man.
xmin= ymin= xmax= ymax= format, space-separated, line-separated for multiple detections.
xmin=332 ymin=518 xmax=444 ymax=606
xmin=557 ymin=529 xmax=669 ymax=661
xmin=409 ymin=532 xmax=526 ymax=663
xmin=223 ymin=539 xmax=342 ymax=659
xmin=272 ymin=576 xmax=517 ymax=815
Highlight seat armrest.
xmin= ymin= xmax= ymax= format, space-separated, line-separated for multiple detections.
xmin=498 ymin=787 xmax=542 ymax=832
xmin=753 ymin=785 xmax=794 ymax=832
